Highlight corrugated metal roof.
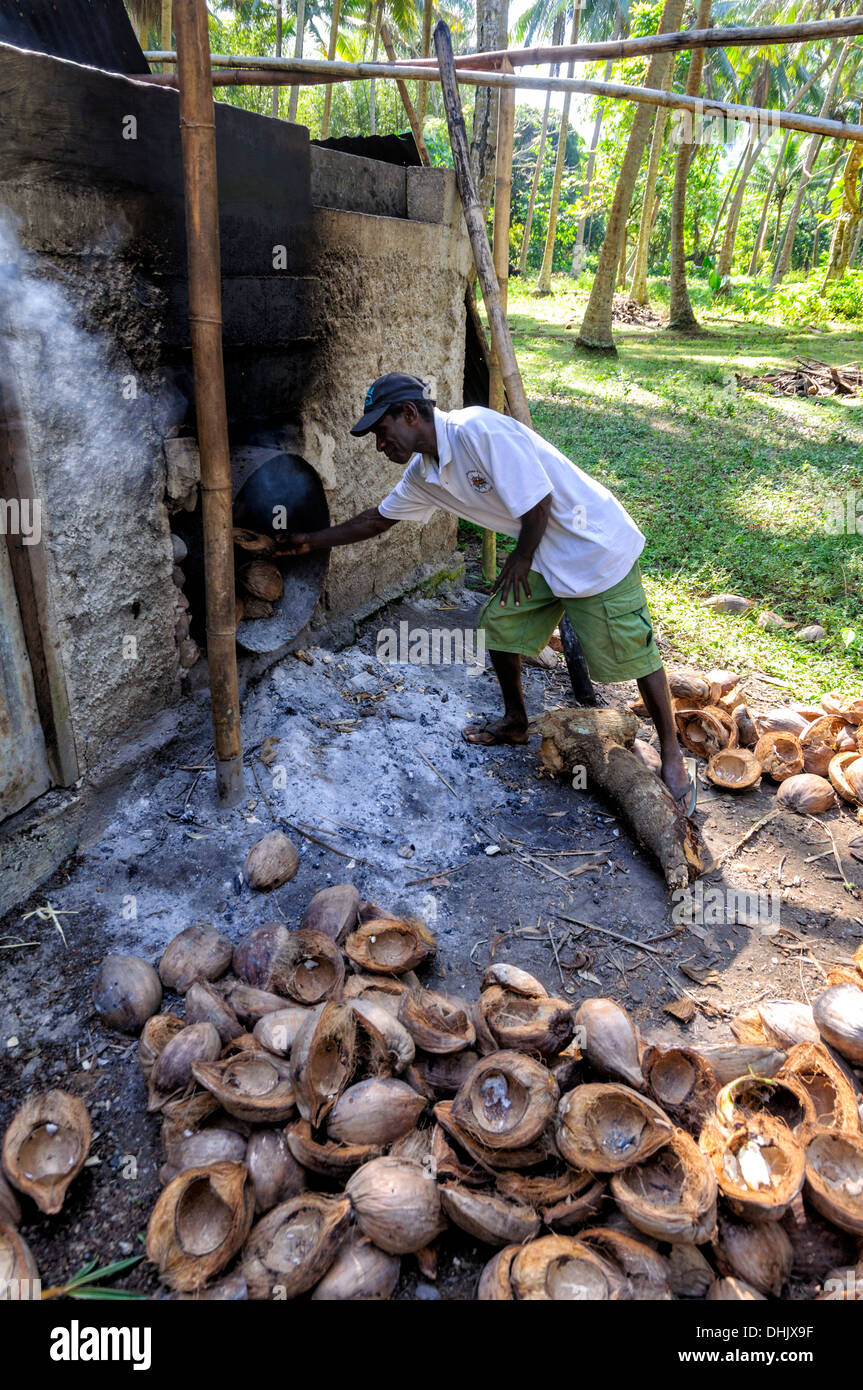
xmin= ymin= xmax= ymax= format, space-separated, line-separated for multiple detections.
xmin=0 ymin=0 xmax=150 ymax=74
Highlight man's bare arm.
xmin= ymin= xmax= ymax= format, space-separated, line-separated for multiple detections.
xmin=492 ymin=493 xmax=552 ymax=606
xmin=274 ymin=507 xmax=398 ymax=555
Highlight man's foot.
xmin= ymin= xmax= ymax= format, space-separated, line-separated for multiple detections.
xmin=662 ymin=752 xmax=696 ymax=814
xmin=462 ymin=717 xmax=530 ymax=746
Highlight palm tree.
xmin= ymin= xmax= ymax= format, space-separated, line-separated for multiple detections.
xmin=823 ymin=137 xmax=863 ymax=283
xmin=571 ymin=9 xmax=629 ymax=276
xmin=536 ymin=6 xmax=582 ymax=293
xmin=667 ymin=0 xmax=712 ymax=331
xmin=472 ymin=0 xmax=511 ymax=217
xmin=517 ymin=12 xmax=564 ymax=273
xmin=628 ymin=59 xmax=675 ymax=304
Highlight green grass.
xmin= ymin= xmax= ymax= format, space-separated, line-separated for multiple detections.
xmin=473 ymin=273 xmax=863 ymax=699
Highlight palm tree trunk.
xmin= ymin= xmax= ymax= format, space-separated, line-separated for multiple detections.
xmin=850 ymin=217 xmax=863 ymax=268
xmin=369 ymin=0 xmax=383 ymax=136
xmin=536 ymin=7 xmax=581 ymax=294
xmin=705 ymin=148 xmax=748 ymax=257
xmin=716 ymin=138 xmax=760 ymax=279
xmin=520 ymin=14 xmax=564 ymax=276
xmin=668 ymin=0 xmax=712 ymax=330
xmin=768 ymin=190 xmax=786 ymax=260
xmin=823 ymin=143 xmax=863 ymax=283
xmin=272 ymin=1 xmax=282 ymax=119
xmin=571 ymin=23 xmax=622 ymax=277
xmin=320 ymin=0 xmax=342 ymax=138
xmin=417 ymin=0 xmax=435 ymax=127
xmin=629 ymin=60 xmax=676 ymax=304
xmin=288 ymin=0 xmax=305 ymax=123
xmin=471 ymin=0 xmax=510 ymax=218
xmin=772 ymin=40 xmax=852 ymax=288
xmin=576 ymin=0 xmax=686 ymax=351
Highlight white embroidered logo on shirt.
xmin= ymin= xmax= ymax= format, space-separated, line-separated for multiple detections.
xmin=467 ymin=469 xmax=492 ymax=493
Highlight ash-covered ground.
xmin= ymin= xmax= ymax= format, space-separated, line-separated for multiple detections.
xmin=2 ymin=575 xmax=862 ymax=1298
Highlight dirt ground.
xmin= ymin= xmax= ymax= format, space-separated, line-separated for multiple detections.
xmin=2 ymin=540 xmax=862 ymax=1300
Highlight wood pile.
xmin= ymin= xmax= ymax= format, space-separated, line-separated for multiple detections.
xmin=736 ymin=358 xmax=863 ymax=398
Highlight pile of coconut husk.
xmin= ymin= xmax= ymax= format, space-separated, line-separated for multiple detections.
xmin=627 ymin=668 xmax=863 ymax=823
xmin=612 ymin=296 xmax=664 ymax=327
xmin=736 ymin=358 xmax=863 ymax=398
xmin=4 ymin=882 xmax=862 ymax=1302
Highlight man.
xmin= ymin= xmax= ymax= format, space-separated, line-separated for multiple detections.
xmin=278 ymin=373 xmax=694 ymax=810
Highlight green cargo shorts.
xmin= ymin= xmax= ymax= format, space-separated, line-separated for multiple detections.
xmin=477 ymin=560 xmax=662 ymax=684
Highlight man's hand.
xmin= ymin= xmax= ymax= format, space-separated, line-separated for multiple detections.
xmin=492 ymin=550 xmax=533 ymax=607
xmin=272 ymin=533 xmax=312 ymax=556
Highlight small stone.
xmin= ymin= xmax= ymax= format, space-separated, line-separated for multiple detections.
xmin=796 ymin=624 xmax=827 ymax=643
xmin=179 ymin=638 xmax=200 ymax=669
xmin=170 ymin=533 xmax=188 ymax=563
xmin=485 ymin=844 xmax=502 ymax=856
xmin=6 ymin=1036 xmax=19 ymax=1050
xmin=701 ymin=593 xmax=753 ymax=614
xmin=756 ymin=609 xmax=794 ymax=631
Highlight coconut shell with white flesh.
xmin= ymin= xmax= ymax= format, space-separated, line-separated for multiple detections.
xmin=700 ymin=1113 xmax=805 ymax=1222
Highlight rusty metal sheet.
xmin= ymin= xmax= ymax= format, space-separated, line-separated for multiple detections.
xmin=0 ymin=538 xmax=52 ymax=820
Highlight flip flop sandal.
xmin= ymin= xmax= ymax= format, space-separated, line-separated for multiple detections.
xmin=679 ymin=757 xmax=698 ymax=817
xmin=461 ymin=722 xmax=530 ymax=747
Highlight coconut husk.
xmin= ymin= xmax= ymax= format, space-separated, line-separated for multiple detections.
xmin=431 ymin=1122 xmax=489 ymax=1188
xmin=346 ymin=1157 xmax=446 ymax=1254
xmin=326 ymin=1078 xmax=426 ymax=1148
xmin=341 ymin=973 xmax=412 ymax=1015
xmin=185 ymin=982 xmax=244 ymax=1046
xmin=706 ymin=747 xmax=762 ymax=790
xmin=450 ymin=1051 xmax=558 ymax=1151
xmin=749 ymin=999 xmax=819 ymax=1050
xmin=146 ymin=1162 xmax=255 ymax=1293
xmin=440 ymin=1182 xmax=541 ymax=1246
xmin=192 ymin=1051 xmax=297 ymax=1124
xmin=695 ymin=1043 xmax=786 ymax=1086
xmin=611 ymin=1128 xmax=717 ymax=1244
xmin=494 ymin=1158 xmax=597 ymax=1212
xmin=389 ymin=1124 xmax=434 ymax=1166
xmin=556 ymin=1084 xmax=673 ymax=1174
xmin=730 ymin=705 xmax=758 ymax=749
xmin=799 ymin=1123 xmax=863 ymax=1235
xmin=242 ymin=832 xmax=299 ymax=892
xmin=753 ymin=732 xmax=804 ymax=781
xmin=675 ymin=705 xmax=734 ymax=758
xmin=241 ymin=1192 xmax=351 ymax=1299
xmin=0 ymin=1172 xmax=21 ymax=1229
xmin=158 ymin=1128 xmax=247 ymax=1186
xmin=232 ymin=924 xmax=292 ymax=992
xmin=311 ymin=1228 xmax=400 ymax=1300
xmin=576 ymin=998 xmax=643 ymax=1088
xmin=756 ymin=707 xmax=810 ymax=738
xmin=828 ymin=752 xmax=863 ymax=803
xmin=434 ymin=1100 xmax=553 ymax=1174
xmin=705 ymin=668 xmax=740 ymax=703
xmin=344 ymin=917 xmax=436 ymax=975
xmin=578 ymin=1227 xmax=672 ymax=1300
xmin=92 ymin=954 xmax=163 ymax=1034
xmin=708 ymin=1276 xmax=766 ymax=1300
xmin=540 ymin=1176 xmax=608 ymax=1232
xmin=289 ymin=1002 xmax=357 ymax=1128
xmin=147 ymin=1022 xmax=222 ymax=1112
xmin=777 ymin=773 xmax=836 ymax=814
xmin=239 ymin=559 xmax=283 ymax=602
xmin=405 ymin=1048 xmax=477 ymax=1098
xmin=252 ymin=1005 xmax=313 ymax=1058
xmin=777 ymin=1041 xmax=861 ymax=1132
xmin=669 ymin=670 xmax=711 ymax=704
xmin=478 ymin=986 xmax=574 ymax=1057
xmin=0 ymin=1221 xmax=39 ymax=1288
xmin=713 ymin=1210 xmax=793 ymax=1297
xmin=225 ymin=982 xmax=288 ymax=1026
xmin=800 ymin=714 xmax=849 ymax=776
xmin=477 ymin=1244 xmax=520 ymax=1299
xmin=813 ymin=982 xmax=863 ymax=1064
xmin=245 ymin=1129 xmax=306 ymax=1214
xmin=700 ymin=1113 xmax=805 ymax=1222
xmin=666 ymin=1242 xmax=716 ymax=1298
xmin=548 ymin=1044 xmax=584 ymax=1096
xmin=509 ymin=1235 xmax=631 ymax=1301
xmin=180 ymin=1271 xmax=249 ymax=1301
xmin=300 ymin=883 xmax=361 ymax=944
xmin=284 ymin=1118 xmax=384 ymax=1178
xmin=138 ymin=1012 xmax=187 ymax=1079
xmin=1 ymin=1090 xmax=91 ymax=1217
xmin=642 ymin=1046 xmax=718 ymax=1134
xmin=714 ymin=1073 xmax=816 ymax=1133
xmin=159 ymin=1092 xmax=226 ymax=1157
xmin=268 ymin=929 xmax=345 ymax=1007
xmin=158 ymin=925 xmax=233 ymax=994
xmin=398 ymin=988 xmax=476 ymax=1054
xmin=481 ymin=964 xmax=547 ymax=997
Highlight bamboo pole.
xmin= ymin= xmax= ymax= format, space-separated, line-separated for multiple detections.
xmin=320 ymin=0 xmax=342 ymax=138
xmin=434 ymin=21 xmax=531 ymax=428
xmin=173 ymin=0 xmax=244 ymax=807
xmin=272 ymin=0 xmax=282 ymax=119
xmin=139 ymin=58 xmax=863 ymax=145
xmin=160 ymin=0 xmax=172 ymax=74
xmin=381 ymin=24 xmax=431 ymax=165
xmin=483 ymin=59 xmax=515 ymax=583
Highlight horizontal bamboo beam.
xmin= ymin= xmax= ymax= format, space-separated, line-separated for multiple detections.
xmin=136 ymin=56 xmax=863 ymax=143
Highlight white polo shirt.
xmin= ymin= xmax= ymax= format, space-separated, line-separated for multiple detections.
xmin=377 ymin=406 xmax=645 ymax=598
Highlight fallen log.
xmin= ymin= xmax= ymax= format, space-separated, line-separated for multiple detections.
xmin=534 ymin=707 xmax=703 ymax=890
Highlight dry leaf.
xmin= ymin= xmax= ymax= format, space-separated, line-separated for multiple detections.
xmin=259 ymin=737 xmax=281 ymax=767
xmin=663 ymin=997 xmax=696 ymax=1024
xmin=679 ymin=961 xmax=722 ymax=988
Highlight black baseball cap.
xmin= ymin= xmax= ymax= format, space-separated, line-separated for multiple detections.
xmin=350 ymin=372 xmax=435 ymax=436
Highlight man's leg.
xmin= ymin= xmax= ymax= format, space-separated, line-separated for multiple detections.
xmin=637 ymin=667 xmax=689 ymax=803
xmin=464 ymin=575 xmax=559 ymax=746
xmin=462 ymin=650 xmax=530 ymax=744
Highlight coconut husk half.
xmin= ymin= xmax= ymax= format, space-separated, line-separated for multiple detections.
xmin=611 ymin=1128 xmax=717 ymax=1244
xmin=344 ymin=917 xmax=436 ymax=975
xmin=346 ymin=1157 xmax=446 ymax=1254
xmin=578 ymin=1227 xmax=672 ymax=1300
xmin=146 ymin=1162 xmax=255 ymax=1292
xmin=712 ymin=1210 xmax=793 ymax=1297
xmin=240 ymin=1192 xmax=351 ymax=1299
xmin=799 ymin=1124 xmax=863 ymax=1235
xmin=777 ymin=1041 xmax=861 ymax=1132
xmin=642 ymin=1046 xmax=718 ymax=1134
xmin=509 ymin=1235 xmax=632 ymax=1301
xmin=192 ymin=1051 xmax=296 ymax=1124
xmin=311 ymin=1228 xmax=400 ymax=1300
xmin=289 ymin=1002 xmax=357 ymax=1128
xmin=753 ymin=732 xmax=804 ymax=782
xmin=285 ymin=1118 xmax=384 ymax=1179
xmin=2 ymin=1090 xmax=92 ymax=1215
xmin=714 ymin=1073 xmax=816 ymax=1133
xmin=556 ymin=1084 xmax=673 ymax=1174
xmin=478 ymin=986 xmax=574 ymax=1056
xmin=700 ymin=1113 xmax=805 ymax=1222
xmin=707 ymin=748 xmax=762 ymax=791
xmin=398 ymin=988 xmax=476 ymax=1054
xmin=450 ymin=1051 xmax=558 ymax=1151
xmin=439 ymin=1183 xmax=541 ymax=1247
xmin=477 ymin=1244 xmax=520 ymax=1299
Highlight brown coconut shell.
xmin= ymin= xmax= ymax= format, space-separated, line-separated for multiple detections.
xmin=158 ymin=925 xmax=233 ymax=994
xmin=225 ymin=982 xmax=287 ymax=1026
xmin=398 ymin=988 xmax=476 ymax=1054
xmin=813 ymin=982 xmax=863 ymax=1064
xmin=146 ymin=1161 xmax=255 ymax=1292
xmin=344 ymin=917 xmax=436 ymax=975
xmin=289 ymin=1002 xmax=357 ymax=1128
xmin=539 ymin=1176 xmax=608 ymax=1232
xmin=753 ymin=731 xmax=804 ymax=782
xmin=245 ymin=1129 xmax=306 ymax=1214
xmin=696 ymin=1043 xmax=787 ymax=1086
xmin=1 ymin=1091 xmax=91 ymax=1216
xmin=578 ymin=1227 xmax=672 ymax=1300
xmin=431 ymin=1122 xmax=489 ymax=1188
xmin=341 ymin=973 xmax=412 ymax=1015
xmin=478 ymin=986 xmax=574 ymax=1057
xmin=611 ymin=1128 xmax=717 ymax=1244
xmin=326 ymin=1078 xmax=426 ymax=1147
xmin=642 ymin=1046 xmax=718 ymax=1134
xmin=666 ymin=1242 xmax=716 ymax=1298
xmin=778 ymin=1041 xmax=861 ymax=1132
xmin=669 ymin=670 xmax=711 ymax=704
xmin=799 ymin=1124 xmax=863 ymax=1235
xmin=509 ymin=1235 xmax=631 ymax=1301
xmin=159 ymin=1092 xmax=225 ymax=1156
xmin=556 ymin=1084 xmax=673 ymax=1174
xmin=0 ymin=1222 xmax=39 ymax=1286
xmin=477 ymin=1244 xmax=519 ymax=1299
xmin=192 ymin=1050 xmax=296 ymax=1124
xmin=92 ymin=953 xmax=162 ymax=1034
xmin=706 ymin=747 xmax=762 ymax=790
xmin=311 ymin=1228 xmax=400 ymax=1301
xmin=232 ymin=923 xmax=292 ymax=992
xmin=830 ymin=752 xmax=863 ymax=803
xmin=242 ymin=832 xmax=299 ymax=892
xmin=300 ymin=883 xmax=360 ymax=944
xmin=756 ymin=707 xmax=810 ymax=738
xmin=714 ymin=1073 xmax=816 ymax=1133
xmin=434 ymin=1099 xmax=554 ymax=1174
xmin=239 ymin=559 xmax=283 ymax=602
xmin=705 ymin=668 xmax=740 ymax=702
xmin=269 ymin=929 xmax=345 ymax=1007
xmin=450 ymin=1051 xmax=557 ymax=1151
xmin=675 ymin=705 xmax=734 ymax=758
xmin=285 ymin=1118 xmax=384 ymax=1178
xmin=800 ymin=715 xmax=849 ymax=776
xmin=346 ymin=1157 xmax=446 ymax=1254
xmin=240 ymin=1192 xmax=351 ymax=1300
xmin=700 ymin=1113 xmax=805 ymax=1222
xmin=576 ymin=997 xmax=643 ymax=1088
xmin=147 ymin=1021 xmax=222 ymax=1112
xmin=776 ymin=773 xmax=836 ymax=814
xmin=495 ymin=1158 xmax=600 ymax=1214
xmin=346 ymin=1000 xmax=417 ymax=1076
xmin=481 ymin=964 xmax=547 ymax=997
xmin=713 ymin=1210 xmax=793 ymax=1297
xmin=751 ymin=999 xmax=819 ymax=1049
xmin=440 ymin=1183 xmax=541 ymax=1246
xmin=0 ymin=1171 xmax=21 ymax=1229
xmin=252 ymin=1005 xmax=313 ymax=1058
xmin=158 ymin=1128 xmax=248 ymax=1186
xmin=138 ymin=1012 xmax=187 ymax=1079
xmin=185 ymin=981 xmax=244 ymax=1046
xmin=731 ymin=705 xmax=759 ymax=749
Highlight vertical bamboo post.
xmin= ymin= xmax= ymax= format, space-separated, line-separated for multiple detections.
xmin=484 ymin=60 xmax=514 ymax=582
xmin=160 ymin=0 xmax=172 ymax=73
xmin=288 ymin=0 xmax=305 ymax=123
xmin=174 ymin=0 xmax=244 ymax=806
xmin=272 ymin=0 xmax=283 ymax=119
xmin=381 ymin=25 xmax=431 ymax=165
